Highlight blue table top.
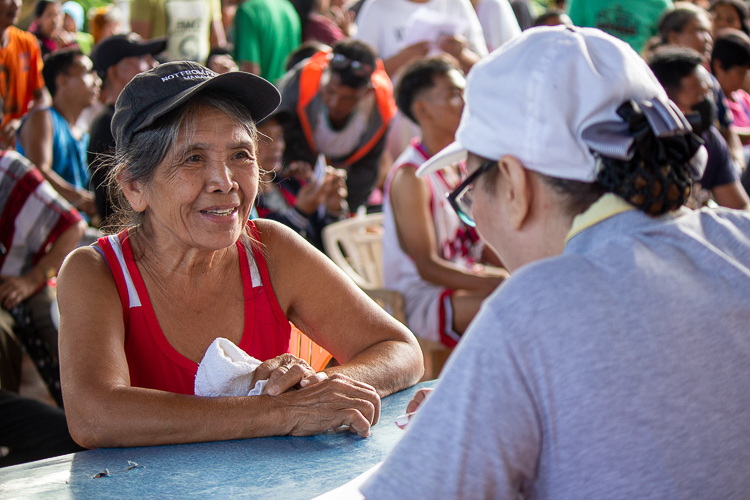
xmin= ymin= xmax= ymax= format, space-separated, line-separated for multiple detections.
xmin=0 ymin=381 xmax=435 ymax=500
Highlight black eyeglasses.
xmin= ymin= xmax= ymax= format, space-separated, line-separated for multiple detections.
xmin=329 ymin=53 xmax=373 ymax=77
xmin=447 ymin=160 xmax=497 ymax=227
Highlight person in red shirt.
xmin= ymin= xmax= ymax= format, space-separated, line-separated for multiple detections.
xmin=58 ymin=61 xmax=422 ymax=448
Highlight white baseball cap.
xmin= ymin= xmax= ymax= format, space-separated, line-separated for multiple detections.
xmin=417 ymin=26 xmax=704 ymax=181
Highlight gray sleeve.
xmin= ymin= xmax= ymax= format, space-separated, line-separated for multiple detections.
xmin=361 ymin=297 xmax=541 ymax=499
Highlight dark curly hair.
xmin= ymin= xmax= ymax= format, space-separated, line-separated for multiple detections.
xmin=594 ymin=101 xmax=701 ymax=216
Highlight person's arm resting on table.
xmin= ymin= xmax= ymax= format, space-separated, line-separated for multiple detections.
xmin=58 ymin=222 xmax=422 ymax=449
xmin=260 ymin=220 xmax=423 ymax=399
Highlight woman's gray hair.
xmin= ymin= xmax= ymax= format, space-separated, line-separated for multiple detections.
xmin=102 ymin=90 xmax=258 ymax=233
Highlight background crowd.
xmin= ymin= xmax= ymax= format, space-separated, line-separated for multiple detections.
xmin=1 ymin=0 xmax=749 ymax=468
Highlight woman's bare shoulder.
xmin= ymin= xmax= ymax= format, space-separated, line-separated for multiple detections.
xmin=252 ymin=218 xmax=296 ymax=241
xmin=58 ymin=244 xmax=117 ymax=297
xmin=251 ymin=218 xmax=312 ymax=257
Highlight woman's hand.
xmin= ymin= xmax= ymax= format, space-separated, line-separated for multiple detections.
xmin=396 ymin=388 xmax=434 ymax=429
xmin=251 ymin=353 xmax=325 ymax=395
xmin=406 ymin=388 xmax=433 ymax=414
xmin=279 ymin=373 xmax=381 ymax=438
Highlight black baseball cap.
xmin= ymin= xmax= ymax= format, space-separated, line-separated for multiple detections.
xmin=90 ymin=34 xmax=167 ymax=79
xmin=111 ymin=61 xmax=281 ymax=151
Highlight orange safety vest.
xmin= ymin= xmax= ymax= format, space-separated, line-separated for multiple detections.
xmin=296 ymin=49 xmax=396 ymax=168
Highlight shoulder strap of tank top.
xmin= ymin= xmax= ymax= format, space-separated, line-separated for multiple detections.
xmin=97 ymin=230 xmax=142 ymax=308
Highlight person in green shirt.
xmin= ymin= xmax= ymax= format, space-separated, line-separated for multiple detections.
xmin=233 ymin=0 xmax=300 ymax=83
xmin=568 ymin=0 xmax=673 ymax=54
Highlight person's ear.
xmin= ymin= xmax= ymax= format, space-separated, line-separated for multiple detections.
xmin=412 ymin=99 xmax=429 ymax=125
xmin=117 ymin=173 xmax=148 ymax=212
xmin=106 ymin=64 xmax=118 ymax=87
xmin=55 ymin=72 xmax=68 ymax=94
xmin=498 ymin=155 xmax=532 ymax=230
xmin=713 ymin=59 xmax=725 ymax=76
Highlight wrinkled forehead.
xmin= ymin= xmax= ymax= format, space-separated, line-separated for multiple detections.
xmin=171 ymin=104 xmax=257 ymax=149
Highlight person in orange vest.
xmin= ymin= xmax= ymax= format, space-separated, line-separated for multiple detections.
xmin=277 ymin=39 xmax=396 ymax=211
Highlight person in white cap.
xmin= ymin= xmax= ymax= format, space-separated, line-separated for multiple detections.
xmin=361 ymin=26 xmax=750 ymax=499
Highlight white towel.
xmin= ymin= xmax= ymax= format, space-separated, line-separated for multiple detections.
xmin=194 ymin=337 xmax=268 ymax=397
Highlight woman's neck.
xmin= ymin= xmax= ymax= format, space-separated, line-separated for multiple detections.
xmin=130 ymin=224 xmax=235 ymax=284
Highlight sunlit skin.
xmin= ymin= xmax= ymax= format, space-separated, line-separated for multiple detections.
xmin=669 ymin=14 xmax=713 ymax=60
xmin=712 ymin=3 xmax=743 ymax=36
xmin=121 ymin=107 xmax=259 ymax=255
xmin=116 ymin=54 xmax=157 ymax=83
xmin=466 ymin=152 xmax=574 ymax=273
xmin=418 ymin=69 xmax=465 ymax=143
xmin=98 ymin=19 xmax=120 ymax=41
xmin=63 ymin=55 xmax=101 ymax=109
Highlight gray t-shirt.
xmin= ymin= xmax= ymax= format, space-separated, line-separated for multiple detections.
xmin=362 ymin=207 xmax=750 ymax=500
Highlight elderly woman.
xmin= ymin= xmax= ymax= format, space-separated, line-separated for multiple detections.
xmin=57 ymin=62 xmax=423 ymax=449
xmin=361 ymin=27 xmax=750 ymax=499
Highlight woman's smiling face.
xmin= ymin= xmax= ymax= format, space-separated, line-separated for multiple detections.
xmin=130 ymin=106 xmax=259 ymax=252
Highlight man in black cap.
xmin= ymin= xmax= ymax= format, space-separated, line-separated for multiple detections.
xmin=87 ymin=34 xmax=166 ymax=221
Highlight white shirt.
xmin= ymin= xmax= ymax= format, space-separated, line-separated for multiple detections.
xmin=475 ymin=0 xmax=520 ymax=51
xmin=356 ymin=0 xmax=488 ymax=60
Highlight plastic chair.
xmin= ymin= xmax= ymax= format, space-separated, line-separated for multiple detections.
xmin=323 ymin=213 xmax=451 ymax=381
xmin=322 ymin=213 xmax=406 ymax=322
xmin=322 ymin=213 xmax=386 ymax=289
xmin=289 ymin=324 xmax=332 ymax=372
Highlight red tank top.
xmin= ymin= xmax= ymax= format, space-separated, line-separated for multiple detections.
xmin=97 ymin=221 xmax=292 ymax=395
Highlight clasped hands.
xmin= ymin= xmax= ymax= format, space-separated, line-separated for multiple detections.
xmin=250 ymin=353 xmax=380 ymax=438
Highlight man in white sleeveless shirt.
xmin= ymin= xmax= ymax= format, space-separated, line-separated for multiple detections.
xmin=382 ymin=55 xmax=507 ymax=349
